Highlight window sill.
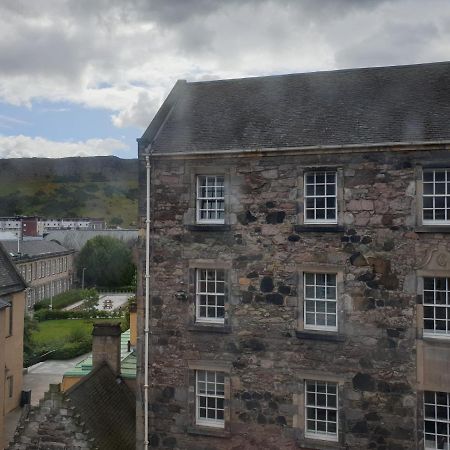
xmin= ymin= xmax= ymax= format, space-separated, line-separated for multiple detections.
xmin=296 ymin=330 xmax=345 ymax=342
xmin=188 ymin=323 xmax=231 ymax=334
xmin=294 ymin=225 xmax=345 ymax=233
xmin=187 ymin=425 xmax=230 ymax=438
xmin=415 ymin=225 xmax=450 ymax=233
xmin=185 ymin=224 xmax=231 ymax=232
xmin=298 ymin=436 xmax=340 ymax=450
xmin=422 ymin=334 xmax=450 ymax=342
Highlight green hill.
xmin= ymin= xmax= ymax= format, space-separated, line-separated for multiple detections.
xmin=0 ymin=156 xmax=138 ymax=227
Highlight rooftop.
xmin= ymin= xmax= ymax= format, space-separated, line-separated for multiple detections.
xmin=141 ymin=61 xmax=450 ymax=154
xmin=0 ymin=242 xmax=26 ymax=296
xmin=64 ymin=329 xmax=136 ymax=379
xmin=1 ymin=239 xmax=74 ymax=260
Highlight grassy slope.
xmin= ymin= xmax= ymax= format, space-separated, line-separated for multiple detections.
xmin=0 ymin=157 xmax=138 ymax=227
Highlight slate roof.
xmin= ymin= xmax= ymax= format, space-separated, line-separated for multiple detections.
xmin=1 ymin=239 xmax=73 ymax=260
xmin=141 ymin=61 xmax=450 ymax=154
xmin=0 ymin=242 xmax=26 ymax=296
xmin=66 ymin=363 xmax=136 ymax=450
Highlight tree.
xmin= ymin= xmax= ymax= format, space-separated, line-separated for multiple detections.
xmin=82 ymin=288 xmax=100 ymax=313
xmin=76 ymin=236 xmax=135 ymax=288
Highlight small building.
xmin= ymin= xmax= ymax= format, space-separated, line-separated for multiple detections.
xmin=0 ymin=242 xmax=26 ymax=449
xmin=1 ymin=240 xmax=75 ymax=311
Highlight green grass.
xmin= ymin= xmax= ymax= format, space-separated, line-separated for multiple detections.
xmin=31 ymin=318 xmax=125 ymax=346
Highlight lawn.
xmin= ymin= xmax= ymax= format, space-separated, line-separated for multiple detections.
xmin=31 ymin=318 xmax=125 ymax=346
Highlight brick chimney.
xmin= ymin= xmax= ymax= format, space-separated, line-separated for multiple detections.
xmin=92 ymin=323 xmax=121 ymax=376
xmin=129 ymin=302 xmax=137 ymax=348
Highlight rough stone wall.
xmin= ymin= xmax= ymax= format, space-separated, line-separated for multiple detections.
xmin=137 ymin=148 xmax=450 ymax=450
xmin=8 ymin=384 xmax=95 ymax=450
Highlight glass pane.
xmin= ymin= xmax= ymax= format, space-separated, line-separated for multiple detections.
xmin=317 ymin=394 xmax=326 ymax=406
xmin=305 ymin=300 xmax=315 ymax=312
xmin=316 ymin=313 xmax=326 ymax=325
xmin=316 ymin=173 xmax=325 ymax=184
xmin=307 ymin=420 xmax=316 ymax=431
xmin=316 ymin=301 xmax=326 ymax=313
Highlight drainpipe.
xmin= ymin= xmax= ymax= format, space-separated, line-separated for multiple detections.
xmin=144 ymin=145 xmax=152 ymax=450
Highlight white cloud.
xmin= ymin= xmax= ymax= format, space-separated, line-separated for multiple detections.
xmin=0 ymin=0 xmax=449 ymax=130
xmin=0 ymin=135 xmax=128 ymax=158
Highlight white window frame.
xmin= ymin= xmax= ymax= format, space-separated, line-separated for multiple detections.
xmin=423 ymin=276 xmax=450 ymax=338
xmin=304 ymin=171 xmax=337 ymax=224
xmin=305 ymin=380 xmax=338 ymax=442
xmin=195 ymin=269 xmax=225 ymax=324
xmin=196 ymin=370 xmax=225 ymax=428
xmin=423 ymin=169 xmax=450 ymax=225
xmin=303 ymin=272 xmax=338 ymax=332
xmin=424 ymin=390 xmax=450 ymax=449
xmin=196 ymin=175 xmax=225 ymax=224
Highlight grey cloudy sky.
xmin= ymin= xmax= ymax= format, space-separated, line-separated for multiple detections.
xmin=0 ymin=0 xmax=449 ymax=158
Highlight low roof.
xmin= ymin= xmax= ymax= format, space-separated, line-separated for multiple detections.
xmin=66 ymin=363 xmax=135 ymax=450
xmin=64 ymin=329 xmax=136 ymax=379
xmin=141 ymin=61 xmax=450 ymax=154
xmin=1 ymin=239 xmax=73 ymax=260
xmin=0 ymin=242 xmax=26 ymax=296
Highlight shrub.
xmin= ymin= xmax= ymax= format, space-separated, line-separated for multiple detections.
xmin=36 ymin=289 xmax=98 ymax=311
xmin=49 ymin=340 xmax=92 ymax=360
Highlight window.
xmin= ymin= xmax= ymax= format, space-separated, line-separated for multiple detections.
xmin=196 ymin=370 xmax=225 ymax=428
xmin=196 ymin=175 xmax=225 ymax=224
xmin=423 ymin=277 xmax=450 ymax=337
xmin=424 ymin=390 xmax=450 ymax=449
xmin=304 ymin=171 xmax=337 ymax=224
xmin=423 ymin=169 xmax=450 ymax=225
xmin=196 ymin=269 xmax=225 ymax=324
xmin=304 ymin=273 xmax=337 ymax=331
xmin=305 ymin=380 xmax=338 ymax=442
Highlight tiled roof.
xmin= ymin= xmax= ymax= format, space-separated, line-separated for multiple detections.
xmin=66 ymin=363 xmax=135 ymax=450
xmin=141 ymin=61 xmax=450 ymax=154
xmin=0 ymin=242 xmax=26 ymax=295
xmin=1 ymin=239 xmax=73 ymax=259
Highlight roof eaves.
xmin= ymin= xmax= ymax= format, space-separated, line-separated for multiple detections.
xmin=151 ymin=139 xmax=450 ymax=158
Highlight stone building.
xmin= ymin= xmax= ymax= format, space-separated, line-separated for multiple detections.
xmin=136 ymin=61 xmax=450 ymax=449
xmin=0 ymin=242 xmax=26 ymax=449
xmin=1 ymin=240 xmax=75 ymax=311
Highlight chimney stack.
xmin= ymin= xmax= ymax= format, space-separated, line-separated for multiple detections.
xmin=92 ymin=323 xmax=121 ymax=376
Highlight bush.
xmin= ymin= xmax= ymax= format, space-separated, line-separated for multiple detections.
xmin=49 ymin=340 xmax=92 ymax=360
xmin=36 ymin=289 xmax=97 ymax=311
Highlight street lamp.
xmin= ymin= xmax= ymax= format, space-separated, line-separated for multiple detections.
xmin=81 ymin=267 xmax=87 ymax=290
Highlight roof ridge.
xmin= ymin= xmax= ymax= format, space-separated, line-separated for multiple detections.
xmin=186 ymin=60 xmax=450 ymax=85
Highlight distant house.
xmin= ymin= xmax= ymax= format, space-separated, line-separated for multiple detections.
xmin=0 ymin=242 xmax=26 ymax=449
xmin=1 ymin=240 xmax=75 ymax=310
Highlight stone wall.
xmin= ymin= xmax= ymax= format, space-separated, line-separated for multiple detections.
xmin=8 ymin=384 xmax=94 ymax=450
xmin=136 ymin=147 xmax=450 ymax=449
